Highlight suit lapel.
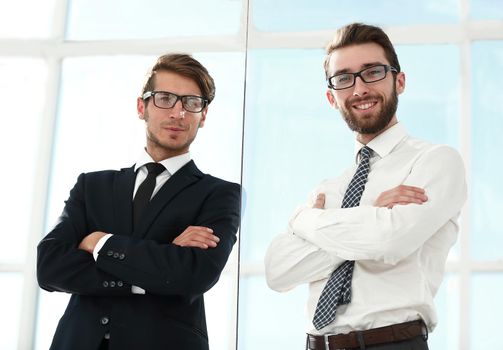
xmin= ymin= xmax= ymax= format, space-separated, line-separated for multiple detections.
xmin=133 ymin=160 xmax=204 ymax=238
xmin=113 ymin=166 xmax=136 ymax=236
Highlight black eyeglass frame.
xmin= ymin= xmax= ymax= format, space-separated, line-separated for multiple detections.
xmin=142 ymin=90 xmax=209 ymax=113
xmin=327 ymin=64 xmax=398 ymax=90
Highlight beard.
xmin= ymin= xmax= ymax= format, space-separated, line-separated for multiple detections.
xmin=339 ymin=88 xmax=398 ymax=134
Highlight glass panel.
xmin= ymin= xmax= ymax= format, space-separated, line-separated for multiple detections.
xmin=205 ymin=271 xmax=237 ymax=350
xmin=0 ymin=273 xmax=23 ymax=350
xmin=396 ymin=44 xmax=461 ymax=149
xmin=238 ymin=275 xmax=308 ymax=349
xmin=470 ymin=41 xmax=503 ymax=261
xmin=0 ymin=0 xmax=57 ymax=39
xmin=470 ymin=273 xmax=503 ymax=348
xmin=428 ymin=273 xmax=459 ymax=349
xmin=470 ymin=0 xmax=503 ymax=20
xmin=241 ymin=48 xmax=354 ymax=264
xmin=252 ymin=0 xmax=460 ymax=32
xmin=0 ymin=57 xmax=47 ymax=264
xmin=37 ymin=52 xmax=244 ymax=348
xmin=66 ymin=0 xmax=243 ymax=40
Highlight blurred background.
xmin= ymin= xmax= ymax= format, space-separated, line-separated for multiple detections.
xmin=0 ymin=0 xmax=502 ymax=349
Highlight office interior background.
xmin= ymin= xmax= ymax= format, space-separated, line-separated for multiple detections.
xmin=1 ymin=0 xmax=502 ymax=349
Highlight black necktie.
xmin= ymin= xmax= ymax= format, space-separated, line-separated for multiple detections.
xmin=133 ymin=162 xmax=165 ymax=229
xmin=312 ymin=146 xmax=372 ymax=330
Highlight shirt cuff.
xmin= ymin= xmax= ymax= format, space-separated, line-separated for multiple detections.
xmin=93 ymin=233 xmax=113 ymax=261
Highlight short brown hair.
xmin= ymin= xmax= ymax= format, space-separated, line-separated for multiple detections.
xmin=142 ymin=53 xmax=216 ymax=104
xmin=323 ymin=23 xmax=401 ymax=79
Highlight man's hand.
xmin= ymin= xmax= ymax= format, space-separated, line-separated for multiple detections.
xmin=313 ymin=193 xmax=326 ymax=209
xmin=172 ymin=226 xmax=220 ymax=249
xmin=78 ymin=231 xmax=107 ymax=254
xmin=374 ymin=185 xmax=428 ymax=209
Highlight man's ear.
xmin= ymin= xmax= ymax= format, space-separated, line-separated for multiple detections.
xmin=199 ymin=107 xmax=208 ymax=128
xmin=395 ymin=72 xmax=406 ymax=95
xmin=326 ymin=89 xmax=339 ymax=109
xmin=137 ymin=97 xmax=145 ymax=120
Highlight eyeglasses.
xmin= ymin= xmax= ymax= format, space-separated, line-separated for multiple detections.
xmin=328 ymin=65 xmax=398 ymax=90
xmin=142 ymin=91 xmax=208 ymax=113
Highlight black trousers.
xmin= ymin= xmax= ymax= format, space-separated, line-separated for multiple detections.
xmin=361 ymin=335 xmax=428 ymax=350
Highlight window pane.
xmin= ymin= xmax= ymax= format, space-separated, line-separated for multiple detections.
xmin=470 ymin=0 xmax=503 ymax=20
xmin=252 ymin=0 xmax=460 ymax=32
xmin=428 ymin=273 xmax=459 ymax=349
xmin=34 ymin=291 xmax=71 ymax=350
xmin=470 ymin=273 xmax=503 ymax=348
xmin=0 ymin=0 xmax=57 ymax=38
xmin=470 ymin=41 xmax=503 ymax=261
xmin=241 ymin=48 xmax=354 ymax=264
xmin=0 ymin=273 xmax=23 ymax=350
xmin=66 ymin=0 xmax=243 ymax=40
xmin=238 ymin=275 xmax=308 ymax=349
xmin=0 ymin=58 xmax=47 ymax=264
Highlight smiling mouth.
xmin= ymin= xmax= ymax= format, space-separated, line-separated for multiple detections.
xmin=353 ymin=101 xmax=377 ymax=110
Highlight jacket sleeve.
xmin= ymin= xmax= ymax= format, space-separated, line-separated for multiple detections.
xmin=95 ymin=181 xmax=241 ymax=301
xmin=37 ymin=173 xmax=133 ymax=295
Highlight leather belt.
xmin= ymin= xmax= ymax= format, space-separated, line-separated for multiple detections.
xmin=307 ymin=320 xmax=427 ymax=350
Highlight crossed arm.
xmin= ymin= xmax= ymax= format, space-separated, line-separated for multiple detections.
xmin=37 ymin=174 xmax=240 ymax=299
xmin=265 ymin=185 xmax=427 ymax=292
xmin=78 ymin=225 xmax=220 ymax=254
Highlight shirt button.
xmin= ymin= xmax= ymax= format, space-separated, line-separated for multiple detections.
xmin=117 ymin=281 xmax=124 ymax=287
xmin=102 ymin=281 xmax=109 ymax=288
xmin=113 ymin=252 xmax=119 ymax=259
xmin=119 ymin=253 xmax=125 ymax=260
xmin=107 ymin=250 xmax=113 ymax=257
xmin=110 ymin=281 xmax=116 ymax=288
xmin=101 ymin=317 xmax=109 ymax=325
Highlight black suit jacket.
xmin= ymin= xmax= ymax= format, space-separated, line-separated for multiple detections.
xmin=37 ymin=160 xmax=241 ymax=350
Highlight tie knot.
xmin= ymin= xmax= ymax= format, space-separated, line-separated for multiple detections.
xmin=359 ymin=146 xmax=372 ymax=161
xmin=145 ymin=162 xmax=165 ymax=176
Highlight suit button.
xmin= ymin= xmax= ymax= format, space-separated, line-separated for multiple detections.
xmin=110 ymin=281 xmax=116 ymax=288
xmin=101 ymin=317 xmax=109 ymax=325
xmin=113 ymin=252 xmax=119 ymax=259
xmin=102 ymin=281 xmax=109 ymax=288
xmin=107 ymin=250 xmax=113 ymax=257
xmin=117 ymin=281 xmax=123 ymax=287
xmin=119 ymin=253 xmax=125 ymax=260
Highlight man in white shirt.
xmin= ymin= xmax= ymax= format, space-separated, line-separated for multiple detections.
xmin=37 ymin=54 xmax=241 ymax=350
xmin=265 ymin=23 xmax=467 ymax=350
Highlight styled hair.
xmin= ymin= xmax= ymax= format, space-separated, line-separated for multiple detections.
xmin=323 ymin=23 xmax=401 ymax=79
xmin=142 ymin=53 xmax=216 ymax=104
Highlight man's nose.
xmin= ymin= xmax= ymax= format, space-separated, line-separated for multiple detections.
xmin=352 ymin=76 xmax=370 ymax=97
xmin=169 ymin=100 xmax=185 ymax=119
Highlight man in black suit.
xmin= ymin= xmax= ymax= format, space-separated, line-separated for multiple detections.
xmin=37 ymin=53 xmax=241 ymax=350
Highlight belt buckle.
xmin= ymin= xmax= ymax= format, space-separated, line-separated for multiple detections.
xmin=324 ymin=334 xmax=330 ymax=350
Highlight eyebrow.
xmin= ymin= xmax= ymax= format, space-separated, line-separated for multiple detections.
xmin=333 ymin=62 xmax=387 ymax=75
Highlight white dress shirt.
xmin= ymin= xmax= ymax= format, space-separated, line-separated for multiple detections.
xmin=264 ymin=123 xmax=467 ymax=335
xmin=93 ymin=149 xmax=192 ymax=294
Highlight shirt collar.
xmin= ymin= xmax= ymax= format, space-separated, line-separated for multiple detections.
xmin=354 ymin=122 xmax=408 ymax=162
xmin=134 ymin=148 xmax=192 ymax=176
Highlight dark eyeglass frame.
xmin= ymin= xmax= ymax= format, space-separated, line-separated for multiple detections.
xmin=142 ymin=90 xmax=208 ymax=113
xmin=327 ymin=64 xmax=398 ymax=90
